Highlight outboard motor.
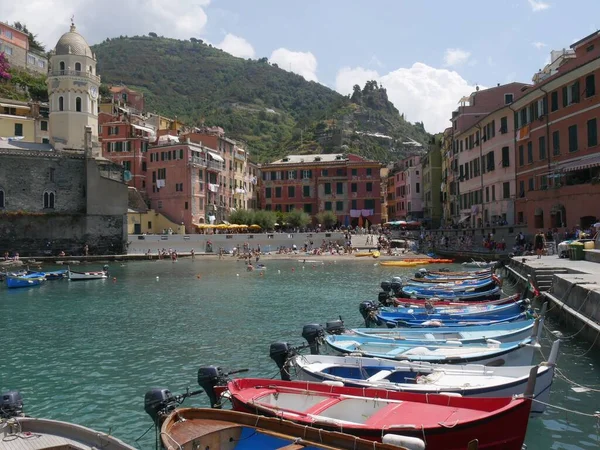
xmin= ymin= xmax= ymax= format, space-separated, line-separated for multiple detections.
xmin=269 ymin=342 xmax=295 ymax=381
xmin=439 ymin=267 xmax=450 ymax=272
xmin=378 ymin=291 xmax=392 ymax=306
xmin=301 ymin=324 xmax=325 ymax=355
xmin=0 ymin=391 xmax=23 ymax=419
xmin=380 ymin=280 xmax=392 ymax=293
xmin=414 ymin=271 xmax=423 ymax=279
xmin=144 ymin=388 xmax=173 ymax=425
xmin=198 ymin=366 xmax=227 ymax=408
xmin=390 ymin=277 xmax=403 ymax=296
xmin=325 ymin=318 xmax=344 ymax=335
xmin=359 ymin=301 xmax=381 ymax=327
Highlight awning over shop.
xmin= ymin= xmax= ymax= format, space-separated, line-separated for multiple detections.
xmin=561 ymin=153 xmax=600 ymax=172
xmin=459 ymin=215 xmax=471 ymax=223
xmin=0 ymin=102 xmax=30 ymax=110
xmin=131 ymin=124 xmax=156 ymax=135
xmin=208 ymin=151 xmax=224 ymax=162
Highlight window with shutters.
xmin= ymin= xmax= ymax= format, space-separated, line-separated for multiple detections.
xmin=351 ymin=183 xmax=357 ymax=193
xmin=364 ymin=199 xmax=375 ymax=209
xmin=351 ymin=200 xmax=357 ymax=209
xmin=336 ymin=201 xmax=343 ymax=211
xmin=552 ymin=131 xmax=560 ymax=155
xmin=588 ymin=118 xmax=598 ymax=147
xmin=519 ymin=145 xmax=524 ymax=166
xmin=527 ymin=142 xmax=533 ymax=164
xmin=586 ymin=74 xmax=596 ymax=97
xmin=538 ymin=136 xmax=546 ymax=161
xmin=288 ymin=170 xmax=296 ymax=180
xmin=324 ymin=183 xmax=331 ymax=194
xmin=336 ymin=182 xmax=343 ymax=194
xmin=324 ymin=201 xmax=332 ymax=211
xmin=275 ymin=187 xmax=282 ymax=198
xmin=528 ymin=178 xmax=534 ymax=191
xmin=487 ymin=152 xmax=495 ymax=171
xmin=492 ymin=185 xmax=496 ymax=201
xmin=366 ymin=182 xmax=373 ymax=192
xmin=500 ymin=116 xmax=508 ymax=133
xmin=502 ymin=147 xmax=510 ymax=167
xmin=551 ymin=91 xmax=558 ymax=112
xmin=503 ymin=182 xmax=510 ymax=199
xmin=304 ymin=204 xmax=312 ymax=213
xmin=302 ymin=170 xmax=311 ymax=179
xmin=519 ymin=181 xmax=525 ymax=197
xmin=568 ymin=125 xmax=578 ymax=152
xmin=288 ymin=186 xmax=295 ymax=198
xmin=265 ymin=187 xmax=271 ymax=198
xmin=303 ymin=186 xmax=310 ymax=197
xmin=572 ymin=81 xmax=580 ymax=103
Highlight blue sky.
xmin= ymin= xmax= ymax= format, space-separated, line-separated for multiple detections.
xmin=3 ymin=0 xmax=599 ymax=133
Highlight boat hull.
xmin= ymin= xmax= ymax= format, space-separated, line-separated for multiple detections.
xmin=290 ymin=354 xmax=555 ymax=415
xmin=68 ymin=269 xmax=107 ymax=280
xmin=226 ymin=378 xmax=531 ymax=450
xmin=6 ymin=275 xmax=44 ymax=289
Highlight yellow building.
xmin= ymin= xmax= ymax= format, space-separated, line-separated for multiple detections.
xmin=0 ymin=99 xmax=36 ymax=142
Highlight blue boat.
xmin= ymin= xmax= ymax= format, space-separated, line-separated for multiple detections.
xmin=323 ymin=334 xmax=539 ymax=366
xmin=6 ymin=273 xmax=46 ymax=289
xmin=401 ymin=285 xmax=502 ymax=301
xmin=375 ymin=300 xmax=529 ymax=324
xmin=404 ymin=276 xmax=495 ymax=288
xmin=42 ymin=269 xmax=68 ymax=280
xmin=347 ymin=317 xmax=537 ymax=344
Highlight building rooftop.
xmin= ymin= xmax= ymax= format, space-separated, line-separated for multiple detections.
xmin=54 ymin=24 xmax=94 ymax=58
xmin=0 ymin=139 xmax=53 ymax=151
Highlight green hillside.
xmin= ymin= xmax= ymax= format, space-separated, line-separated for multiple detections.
xmin=92 ymin=35 xmax=430 ymax=162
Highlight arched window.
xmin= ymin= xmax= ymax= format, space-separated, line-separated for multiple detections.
xmin=43 ymin=191 xmax=55 ymax=209
xmin=75 ymin=62 xmax=81 ymax=72
xmin=59 ymin=61 xmax=65 ymax=72
xmin=76 ymin=97 xmax=82 ymax=112
xmin=58 ymin=96 xmax=64 ymax=111
xmin=0 ymin=189 xmax=5 ymax=208
xmin=89 ymin=65 xmax=93 ymax=74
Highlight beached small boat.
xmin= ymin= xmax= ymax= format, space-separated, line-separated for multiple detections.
xmin=391 ymin=293 xmax=520 ymax=308
xmin=379 ymin=261 xmax=420 ymax=267
xmin=68 ymin=267 xmax=108 ymax=280
xmin=399 ymin=286 xmax=502 ymax=302
xmin=287 ymin=340 xmax=559 ymax=415
xmin=219 ymin=377 xmax=534 ymax=450
xmin=462 ymin=261 xmax=497 ymax=269
xmin=355 ymin=251 xmax=375 ymax=257
xmin=159 ymin=408 xmax=404 ymax=450
xmin=0 ymin=391 xmax=135 ymax=449
xmin=5 ymin=273 xmax=45 ymax=289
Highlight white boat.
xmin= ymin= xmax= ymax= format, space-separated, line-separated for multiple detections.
xmin=288 ymin=339 xmax=559 ymax=415
xmin=461 ymin=260 xmax=497 ymax=269
xmin=0 ymin=391 xmax=135 ymax=449
xmin=68 ymin=267 xmax=108 ymax=280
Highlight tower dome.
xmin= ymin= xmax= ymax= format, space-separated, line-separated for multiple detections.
xmin=54 ymin=23 xmax=94 ymax=58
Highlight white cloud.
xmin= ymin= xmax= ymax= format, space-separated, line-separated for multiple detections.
xmin=334 ymin=63 xmax=477 ymax=133
xmin=0 ymin=0 xmax=211 ymax=50
xmin=335 ymin=67 xmax=380 ymax=95
xmin=217 ymin=33 xmax=255 ymax=59
xmin=269 ymin=48 xmax=318 ymax=82
xmin=443 ymin=48 xmax=471 ymax=67
xmin=527 ymin=0 xmax=550 ymax=12
xmin=532 ymin=41 xmax=547 ymax=49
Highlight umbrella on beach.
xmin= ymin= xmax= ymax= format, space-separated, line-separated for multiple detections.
xmin=249 ymin=224 xmax=261 ymax=229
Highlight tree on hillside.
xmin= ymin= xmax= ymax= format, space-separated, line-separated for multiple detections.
xmin=12 ymin=22 xmax=44 ymax=53
xmin=350 ymin=84 xmax=362 ymax=104
xmin=0 ymin=52 xmax=11 ymax=80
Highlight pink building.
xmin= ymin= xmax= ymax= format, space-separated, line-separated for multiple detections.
xmin=450 ymin=83 xmax=528 ymax=226
xmin=145 ymin=136 xmax=224 ymax=232
xmin=389 ymin=155 xmax=422 ymax=220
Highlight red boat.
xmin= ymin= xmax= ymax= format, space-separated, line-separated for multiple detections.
xmin=221 ymin=377 xmax=534 ymax=450
xmin=393 ymin=292 xmax=520 ymax=308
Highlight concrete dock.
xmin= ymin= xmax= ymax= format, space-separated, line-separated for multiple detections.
xmin=507 ymin=255 xmax=600 ymax=348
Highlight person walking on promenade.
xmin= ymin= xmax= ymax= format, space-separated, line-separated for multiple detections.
xmin=534 ymin=230 xmax=546 ymax=259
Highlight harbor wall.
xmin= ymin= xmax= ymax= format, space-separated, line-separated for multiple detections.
xmin=127 ymin=231 xmax=347 ymax=254
xmin=0 ymin=213 xmax=125 ymax=256
xmin=505 ymin=259 xmax=600 ymax=348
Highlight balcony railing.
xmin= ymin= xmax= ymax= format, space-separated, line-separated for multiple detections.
xmin=190 ymin=157 xmax=207 ymax=167
xmin=50 ymin=70 xmax=101 ymax=83
xmin=207 ymin=160 xmax=223 ymax=171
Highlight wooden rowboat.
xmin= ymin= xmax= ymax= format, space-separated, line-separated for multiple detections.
xmin=221 ymin=376 xmax=535 ymax=450
xmin=68 ymin=267 xmax=108 ymax=280
xmin=160 ymin=408 xmax=406 ymax=450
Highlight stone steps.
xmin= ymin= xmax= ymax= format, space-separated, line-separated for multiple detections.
xmin=533 ymin=268 xmax=569 ymax=291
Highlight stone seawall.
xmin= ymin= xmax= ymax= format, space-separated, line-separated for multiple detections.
xmin=0 ymin=213 xmax=125 ymax=256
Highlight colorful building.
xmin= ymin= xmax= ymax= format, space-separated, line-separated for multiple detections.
xmin=0 ymin=98 xmax=36 ymax=142
xmin=386 ymin=155 xmax=422 ymax=221
xmin=422 ymin=139 xmax=442 ymax=228
xmin=259 ymin=154 xmax=382 ymax=227
xmin=450 ymin=83 xmax=527 ymax=227
xmin=380 ymin=166 xmax=389 ymax=224
xmin=109 ymin=85 xmax=145 ymax=113
xmin=145 ymin=136 xmax=225 ymax=232
xmin=441 ymin=128 xmax=453 ymax=224
xmin=0 ymin=21 xmax=47 ymax=75
xmin=513 ymin=31 xmax=600 ymax=233
xmin=99 ymin=112 xmax=154 ymax=191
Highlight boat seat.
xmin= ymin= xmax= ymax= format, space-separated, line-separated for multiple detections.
xmin=366 ymin=370 xmax=393 ymax=382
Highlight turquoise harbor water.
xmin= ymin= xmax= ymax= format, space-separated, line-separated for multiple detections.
xmin=1 ymin=258 xmax=600 ymax=449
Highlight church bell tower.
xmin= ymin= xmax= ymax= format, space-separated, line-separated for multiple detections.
xmin=48 ymin=20 xmax=100 ymax=154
